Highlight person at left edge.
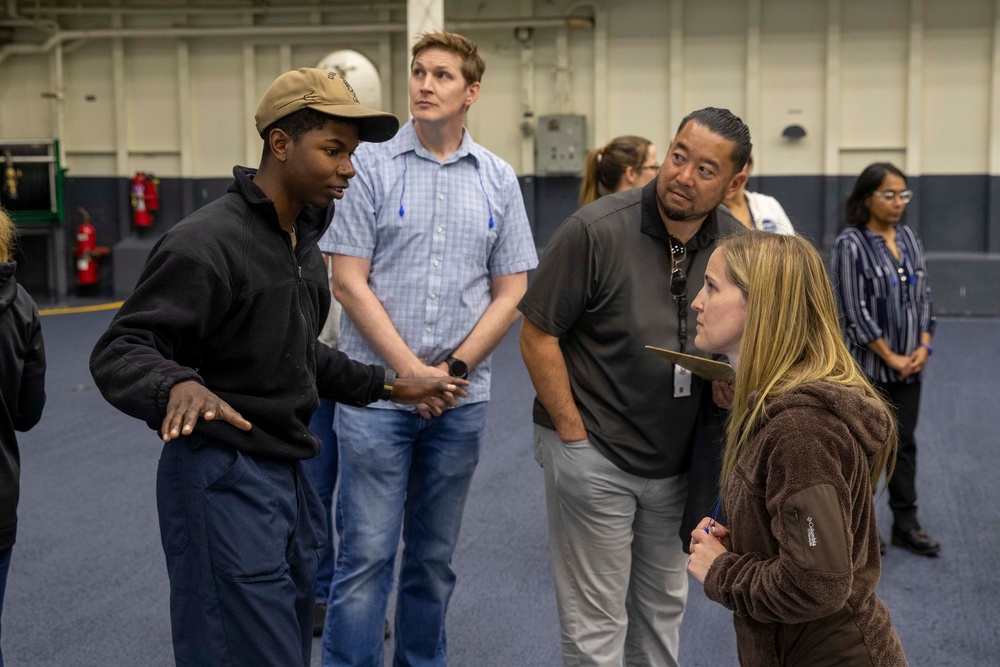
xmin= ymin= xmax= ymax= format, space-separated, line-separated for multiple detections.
xmin=0 ymin=207 xmax=47 ymax=667
xmin=89 ymin=68 xmax=467 ymax=667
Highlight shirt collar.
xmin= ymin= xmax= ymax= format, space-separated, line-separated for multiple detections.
xmin=389 ymin=119 xmax=482 ymax=167
xmin=228 ymin=165 xmax=329 ymax=246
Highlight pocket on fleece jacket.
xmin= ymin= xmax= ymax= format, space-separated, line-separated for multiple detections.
xmin=781 ymin=484 xmax=851 ymax=574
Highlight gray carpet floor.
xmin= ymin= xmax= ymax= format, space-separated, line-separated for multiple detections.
xmin=3 ymin=310 xmax=998 ymax=666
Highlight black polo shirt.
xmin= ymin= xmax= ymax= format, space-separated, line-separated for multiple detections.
xmin=518 ymin=179 xmax=743 ymax=478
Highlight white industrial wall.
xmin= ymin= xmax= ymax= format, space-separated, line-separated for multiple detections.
xmin=0 ymin=0 xmax=997 ymax=178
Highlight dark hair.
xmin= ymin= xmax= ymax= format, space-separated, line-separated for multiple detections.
xmin=677 ymin=107 xmax=752 ymax=174
xmin=412 ymin=31 xmax=485 ymax=85
xmin=259 ymin=107 xmax=335 ymax=161
xmin=845 ymin=162 xmax=907 ymax=227
xmin=579 ymin=135 xmax=653 ymax=206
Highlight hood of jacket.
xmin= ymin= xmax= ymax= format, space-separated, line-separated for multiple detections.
xmin=757 ymin=380 xmax=891 ymax=458
xmin=0 ymin=261 xmax=17 ymax=313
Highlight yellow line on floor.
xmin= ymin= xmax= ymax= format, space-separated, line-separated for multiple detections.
xmin=39 ymin=301 xmax=124 ymax=316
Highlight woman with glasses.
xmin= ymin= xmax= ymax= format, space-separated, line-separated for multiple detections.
xmin=832 ymin=162 xmax=939 ymax=557
xmin=720 ymin=155 xmax=796 ymax=234
xmin=578 ymin=135 xmax=658 ymax=206
xmin=686 ymin=231 xmax=907 ymax=666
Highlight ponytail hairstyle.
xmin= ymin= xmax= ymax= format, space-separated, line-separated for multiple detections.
xmin=717 ymin=231 xmax=897 ymax=492
xmin=579 ymin=135 xmax=652 ymax=206
xmin=0 ymin=207 xmax=16 ymax=263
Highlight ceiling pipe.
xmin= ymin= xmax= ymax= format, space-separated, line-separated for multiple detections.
xmin=0 ymin=13 xmax=595 ymax=66
xmin=0 ymin=22 xmax=406 ymax=65
xmin=14 ymin=2 xmax=407 ymax=17
xmin=0 ymin=17 xmax=59 ymax=32
xmin=449 ymin=16 xmax=594 ymax=31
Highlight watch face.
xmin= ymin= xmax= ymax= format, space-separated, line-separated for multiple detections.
xmin=448 ymin=358 xmax=469 ymax=379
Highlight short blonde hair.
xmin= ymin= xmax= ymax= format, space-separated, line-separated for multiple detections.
xmin=718 ymin=231 xmax=896 ymax=491
xmin=411 ymin=31 xmax=485 ymax=85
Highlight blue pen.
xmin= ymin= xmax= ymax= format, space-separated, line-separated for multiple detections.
xmin=705 ymin=495 xmax=722 ymax=534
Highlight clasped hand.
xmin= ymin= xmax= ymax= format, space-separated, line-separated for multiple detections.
xmin=687 ymin=517 xmax=732 ymax=584
xmin=391 ymin=374 xmax=469 ymax=418
xmin=402 ymin=361 xmax=469 ymax=419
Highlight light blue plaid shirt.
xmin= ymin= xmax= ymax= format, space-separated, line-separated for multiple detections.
xmin=320 ymin=120 xmax=537 ymax=407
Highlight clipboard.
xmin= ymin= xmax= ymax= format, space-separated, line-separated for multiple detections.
xmin=645 ymin=345 xmax=735 ymax=382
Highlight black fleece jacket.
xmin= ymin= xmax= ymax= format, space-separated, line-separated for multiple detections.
xmin=90 ymin=166 xmax=386 ymax=460
xmin=0 ymin=261 xmax=46 ymax=551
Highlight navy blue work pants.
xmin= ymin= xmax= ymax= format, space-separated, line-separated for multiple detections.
xmin=156 ymin=436 xmax=326 ymax=667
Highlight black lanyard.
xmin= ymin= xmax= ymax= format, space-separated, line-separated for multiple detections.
xmin=674 ymin=248 xmax=697 ymax=354
xmin=677 ymin=292 xmax=688 ymax=354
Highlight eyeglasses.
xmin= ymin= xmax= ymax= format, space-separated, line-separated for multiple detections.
xmin=670 ymin=266 xmax=688 ymax=298
xmin=668 ymin=236 xmax=686 ymax=264
xmin=872 ymin=189 xmax=913 ymax=204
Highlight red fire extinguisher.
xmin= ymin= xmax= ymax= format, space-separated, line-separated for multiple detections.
xmin=74 ymin=209 xmax=110 ymax=287
xmin=131 ymin=172 xmax=160 ymax=227
xmin=144 ymin=172 xmax=160 ymax=218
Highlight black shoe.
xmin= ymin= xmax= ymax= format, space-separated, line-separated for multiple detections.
xmin=891 ymin=528 xmax=941 ymax=557
xmin=313 ymin=603 xmax=326 ymax=637
xmin=878 ymin=534 xmax=886 ymax=556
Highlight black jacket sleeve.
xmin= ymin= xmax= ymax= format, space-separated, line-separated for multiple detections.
xmin=13 ymin=295 xmax=46 ymax=431
xmin=89 ymin=248 xmax=226 ymax=427
xmin=315 ymin=341 xmax=386 ymax=406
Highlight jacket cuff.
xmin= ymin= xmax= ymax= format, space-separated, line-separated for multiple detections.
xmin=155 ymin=373 xmax=205 ymax=415
xmin=703 ymin=551 xmax=739 ymax=610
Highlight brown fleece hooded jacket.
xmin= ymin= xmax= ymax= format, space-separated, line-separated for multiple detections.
xmin=704 ymin=381 xmax=907 ymax=666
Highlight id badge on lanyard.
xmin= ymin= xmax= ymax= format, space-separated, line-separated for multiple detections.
xmin=674 ymin=364 xmax=692 ymax=397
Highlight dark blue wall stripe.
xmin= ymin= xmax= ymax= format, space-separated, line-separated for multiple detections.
xmin=14 ymin=174 xmax=1000 ymax=315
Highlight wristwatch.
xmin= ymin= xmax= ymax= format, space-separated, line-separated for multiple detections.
xmin=446 ymin=355 xmax=469 ymax=380
xmin=380 ymin=368 xmax=396 ymax=401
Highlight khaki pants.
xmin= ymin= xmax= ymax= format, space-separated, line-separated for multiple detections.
xmin=535 ymin=425 xmax=689 ymax=667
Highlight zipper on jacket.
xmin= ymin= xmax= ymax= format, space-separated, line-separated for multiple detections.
xmin=296 ymin=265 xmax=303 ymax=284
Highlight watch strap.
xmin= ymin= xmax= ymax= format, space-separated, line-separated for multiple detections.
xmin=380 ymin=368 xmax=396 ymax=401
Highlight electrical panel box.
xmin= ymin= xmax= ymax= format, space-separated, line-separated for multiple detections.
xmin=535 ymin=114 xmax=587 ymax=175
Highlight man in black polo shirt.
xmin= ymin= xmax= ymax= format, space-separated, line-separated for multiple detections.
xmin=518 ymin=108 xmax=750 ymax=666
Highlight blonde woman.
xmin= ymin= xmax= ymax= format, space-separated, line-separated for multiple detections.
xmin=686 ymin=232 xmax=907 ymax=666
xmin=578 ymin=135 xmax=658 ymax=206
xmin=0 ymin=208 xmax=47 ymax=665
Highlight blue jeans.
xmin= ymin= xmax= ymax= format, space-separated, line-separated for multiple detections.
xmin=0 ymin=546 xmax=10 ymax=667
xmin=322 ymin=403 xmax=487 ymax=667
xmin=303 ymin=398 xmax=339 ymax=604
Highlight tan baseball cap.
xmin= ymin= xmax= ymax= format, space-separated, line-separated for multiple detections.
xmin=255 ymin=68 xmax=399 ymax=143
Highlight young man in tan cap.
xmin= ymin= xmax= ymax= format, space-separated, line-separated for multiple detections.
xmin=90 ymin=68 xmax=468 ymax=667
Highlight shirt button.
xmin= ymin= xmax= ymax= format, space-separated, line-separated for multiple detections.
xmin=437 ymin=227 xmax=444 ymax=233
xmin=430 ymin=293 xmax=437 ymax=299
xmin=438 ymin=193 xmax=445 ymax=200
xmin=433 ymin=260 xmax=440 ymax=267
xmin=426 ymin=326 xmax=433 ymax=333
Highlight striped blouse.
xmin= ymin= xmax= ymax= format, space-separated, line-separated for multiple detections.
xmin=831 ymin=224 xmax=936 ymax=384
